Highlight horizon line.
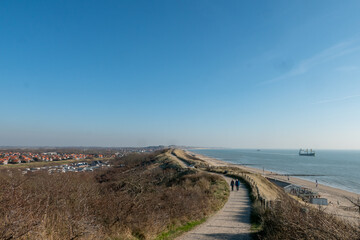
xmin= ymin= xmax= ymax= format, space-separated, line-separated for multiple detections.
xmin=1 ymin=145 xmax=360 ymax=151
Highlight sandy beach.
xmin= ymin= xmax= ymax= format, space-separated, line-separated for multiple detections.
xmin=187 ymin=150 xmax=360 ymax=224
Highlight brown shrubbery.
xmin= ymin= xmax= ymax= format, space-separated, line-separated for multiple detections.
xmin=0 ymin=150 xmax=228 ymax=240
xmin=255 ymin=197 xmax=360 ymax=240
xmin=207 ymin=165 xmax=360 ymax=240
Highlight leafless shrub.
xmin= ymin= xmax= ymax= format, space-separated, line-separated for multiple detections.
xmin=256 ymin=197 xmax=360 ymax=240
xmin=0 ymin=151 xmax=227 ymax=240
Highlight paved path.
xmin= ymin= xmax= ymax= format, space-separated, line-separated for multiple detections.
xmin=177 ymin=176 xmax=252 ymax=240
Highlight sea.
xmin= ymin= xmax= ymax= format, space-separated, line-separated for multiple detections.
xmin=189 ymin=149 xmax=360 ymax=194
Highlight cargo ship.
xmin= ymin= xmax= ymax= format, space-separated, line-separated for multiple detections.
xmin=299 ymin=149 xmax=315 ymax=156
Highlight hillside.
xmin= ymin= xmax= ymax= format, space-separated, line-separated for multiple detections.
xmin=181 ymin=149 xmax=360 ymax=240
xmin=0 ymin=149 xmax=229 ymax=240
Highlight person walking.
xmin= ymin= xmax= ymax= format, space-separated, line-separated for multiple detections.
xmin=235 ymin=179 xmax=240 ymax=191
xmin=230 ymin=179 xmax=235 ymax=191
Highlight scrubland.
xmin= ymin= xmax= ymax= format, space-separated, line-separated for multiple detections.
xmin=256 ymin=197 xmax=360 ymax=240
xmin=0 ymin=150 xmax=228 ymax=240
xmin=3 ymin=147 xmax=359 ymax=240
xmin=206 ymin=165 xmax=360 ymax=240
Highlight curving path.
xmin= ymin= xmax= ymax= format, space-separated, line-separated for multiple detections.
xmin=176 ymin=176 xmax=252 ymax=240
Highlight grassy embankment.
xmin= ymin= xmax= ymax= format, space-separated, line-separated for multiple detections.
xmin=172 ymin=149 xmax=360 ymax=240
xmin=0 ymin=149 xmax=229 ymax=240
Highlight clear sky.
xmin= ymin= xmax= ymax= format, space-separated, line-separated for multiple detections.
xmin=1 ymin=0 xmax=360 ymax=149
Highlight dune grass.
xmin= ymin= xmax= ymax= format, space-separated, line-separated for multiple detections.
xmin=200 ymin=163 xmax=360 ymax=240
xmin=155 ymin=218 xmax=206 ymax=240
xmin=0 ymin=150 xmax=229 ymax=240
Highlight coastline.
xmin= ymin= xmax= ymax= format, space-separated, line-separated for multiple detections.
xmin=186 ymin=150 xmax=360 ymax=223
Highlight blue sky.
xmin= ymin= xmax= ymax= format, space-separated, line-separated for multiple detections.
xmin=1 ymin=0 xmax=360 ymax=149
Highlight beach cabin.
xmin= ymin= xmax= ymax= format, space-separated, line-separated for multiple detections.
xmin=284 ymin=184 xmax=320 ymax=202
xmin=310 ymin=198 xmax=328 ymax=205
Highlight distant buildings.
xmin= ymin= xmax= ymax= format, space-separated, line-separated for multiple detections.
xmin=0 ymin=152 xmax=103 ymax=165
xmin=0 ymin=145 xmax=166 ymax=166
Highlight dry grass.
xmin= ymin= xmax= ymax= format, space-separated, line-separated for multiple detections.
xmin=170 ymin=149 xmax=208 ymax=168
xmin=203 ymin=165 xmax=360 ymax=240
xmin=0 ymin=150 xmax=228 ymax=240
xmin=255 ymin=197 xmax=360 ymax=240
xmin=207 ymin=166 xmax=283 ymax=201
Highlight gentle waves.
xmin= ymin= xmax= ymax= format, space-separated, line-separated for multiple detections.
xmin=190 ymin=149 xmax=360 ymax=194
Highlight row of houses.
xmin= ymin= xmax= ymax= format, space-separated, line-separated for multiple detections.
xmin=0 ymin=152 xmax=104 ymax=165
xmin=268 ymin=178 xmax=328 ymax=206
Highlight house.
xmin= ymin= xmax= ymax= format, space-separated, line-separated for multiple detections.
xmin=9 ymin=158 xmax=21 ymax=164
xmin=0 ymin=159 xmax=8 ymax=165
xmin=21 ymin=158 xmax=32 ymax=163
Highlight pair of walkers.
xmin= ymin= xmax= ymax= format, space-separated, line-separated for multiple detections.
xmin=230 ymin=179 xmax=240 ymax=191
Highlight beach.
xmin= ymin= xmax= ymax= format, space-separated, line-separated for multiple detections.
xmin=187 ymin=150 xmax=360 ymax=224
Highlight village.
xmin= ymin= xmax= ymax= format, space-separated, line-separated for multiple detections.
xmin=0 ymin=145 xmax=166 ymax=166
xmin=0 ymin=152 xmax=104 ymax=165
xmin=22 ymin=160 xmax=111 ymax=174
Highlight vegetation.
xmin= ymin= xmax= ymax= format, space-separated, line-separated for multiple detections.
xmin=205 ymin=165 xmax=360 ymax=240
xmin=0 ymin=150 xmax=229 ymax=240
xmin=170 ymin=149 xmax=208 ymax=168
xmin=254 ymin=197 xmax=360 ymax=240
xmin=4 ymin=147 xmax=356 ymax=239
xmin=155 ymin=218 xmax=206 ymax=240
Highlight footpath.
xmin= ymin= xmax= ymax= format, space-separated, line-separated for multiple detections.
xmin=176 ymin=175 xmax=252 ymax=240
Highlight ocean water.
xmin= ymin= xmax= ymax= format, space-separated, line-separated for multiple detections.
xmin=190 ymin=149 xmax=360 ymax=194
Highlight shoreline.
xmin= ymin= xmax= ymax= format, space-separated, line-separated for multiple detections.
xmin=187 ymin=150 xmax=360 ymax=223
xmin=237 ymin=164 xmax=360 ymax=195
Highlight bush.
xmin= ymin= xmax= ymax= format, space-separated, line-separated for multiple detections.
xmin=255 ymin=197 xmax=360 ymax=240
xmin=0 ymin=151 xmax=228 ymax=240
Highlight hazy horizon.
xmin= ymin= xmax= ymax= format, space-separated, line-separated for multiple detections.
xmin=2 ymin=1 xmax=360 ymax=149
xmin=2 ymin=145 xmax=360 ymax=152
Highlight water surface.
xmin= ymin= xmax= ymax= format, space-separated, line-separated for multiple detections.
xmin=190 ymin=149 xmax=360 ymax=194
